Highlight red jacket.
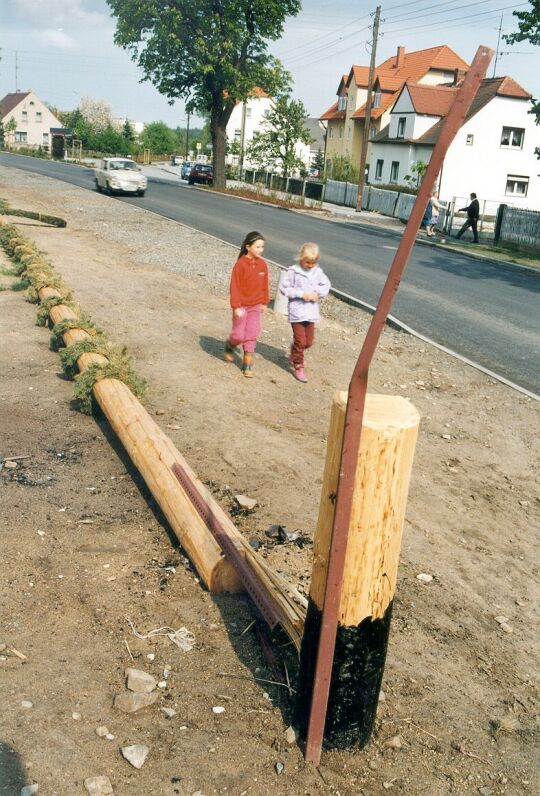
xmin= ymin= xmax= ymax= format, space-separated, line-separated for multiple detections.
xmin=229 ymin=254 xmax=269 ymax=309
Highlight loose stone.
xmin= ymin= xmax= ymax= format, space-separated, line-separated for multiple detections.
xmin=83 ymin=776 xmax=114 ymax=795
xmin=126 ymin=667 xmax=157 ymax=694
xmin=114 ymin=691 xmax=158 ymax=713
xmin=121 ymin=744 xmax=149 ymax=769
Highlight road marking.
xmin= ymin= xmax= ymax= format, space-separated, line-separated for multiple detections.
xmin=382 ymin=245 xmax=398 ymax=250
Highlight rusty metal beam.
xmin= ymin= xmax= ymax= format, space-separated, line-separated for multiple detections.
xmin=304 ymin=45 xmax=494 ymax=766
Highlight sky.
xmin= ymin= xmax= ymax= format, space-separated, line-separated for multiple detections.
xmin=1 ymin=0 xmax=538 ymax=128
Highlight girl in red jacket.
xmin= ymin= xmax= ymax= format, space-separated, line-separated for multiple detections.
xmin=225 ymin=231 xmax=269 ymax=378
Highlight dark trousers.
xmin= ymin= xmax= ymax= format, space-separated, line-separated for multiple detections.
xmin=456 ymin=217 xmax=479 ymax=243
xmin=291 ymin=322 xmax=315 ymax=368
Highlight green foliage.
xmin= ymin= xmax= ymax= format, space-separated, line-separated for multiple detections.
xmin=404 ymin=160 xmax=427 ymax=188
xmin=504 ymin=2 xmax=540 ymax=157
xmin=313 ymin=147 xmax=325 ymax=172
xmin=73 ymin=352 xmax=147 ymax=415
xmin=327 ymin=155 xmax=359 ymax=183
xmin=139 ymin=121 xmax=177 ymax=154
xmin=50 ymin=314 xmax=103 ymax=351
xmin=0 ymin=121 xmax=5 ymax=148
xmin=504 ymin=1 xmax=540 ymax=45
xmin=59 ymin=336 xmax=110 ymax=378
xmin=246 ymin=93 xmax=311 ymax=177
xmin=0 ymin=218 xmax=146 ymax=415
xmin=106 ymin=0 xmax=301 ymax=186
xmin=123 ymin=119 xmax=136 ymax=142
xmin=36 ymin=295 xmax=77 ymax=326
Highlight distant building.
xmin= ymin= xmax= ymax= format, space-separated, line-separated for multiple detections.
xmin=369 ymin=76 xmax=540 ymax=208
xmin=115 ymin=117 xmax=145 ymax=135
xmin=0 ymin=90 xmax=63 ymax=149
xmin=320 ymin=45 xmax=469 ymax=171
xmin=226 ymin=88 xmax=312 ymax=173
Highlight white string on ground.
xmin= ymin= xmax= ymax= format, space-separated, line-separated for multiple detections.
xmin=126 ymin=617 xmax=195 ymax=652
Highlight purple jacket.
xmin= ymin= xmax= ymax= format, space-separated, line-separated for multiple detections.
xmin=280 ymin=263 xmax=331 ymax=323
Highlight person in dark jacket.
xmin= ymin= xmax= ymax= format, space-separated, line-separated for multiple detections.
xmin=456 ymin=192 xmax=480 ymax=243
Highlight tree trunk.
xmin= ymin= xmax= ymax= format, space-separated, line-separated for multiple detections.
xmin=211 ymin=108 xmax=228 ymax=190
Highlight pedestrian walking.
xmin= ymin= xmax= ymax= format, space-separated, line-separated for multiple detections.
xmin=224 ymin=231 xmax=269 ymax=378
xmin=279 ymin=242 xmax=331 ymax=383
xmin=426 ymin=190 xmax=442 ymax=236
xmin=456 ymin=192 xmax=480 ymax=243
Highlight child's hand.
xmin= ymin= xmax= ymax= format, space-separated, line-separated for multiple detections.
xmin=234 ymin=307 xmax=245 ymax=318
xmin=260 ymin=305 xmax=267 ymax=314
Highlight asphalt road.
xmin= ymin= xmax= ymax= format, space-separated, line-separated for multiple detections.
xmin=1 ymin=152 xmax=539 ymax=395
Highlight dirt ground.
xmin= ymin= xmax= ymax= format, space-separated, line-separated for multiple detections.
xmin=0 ymin=171 xmax=538 ymax=796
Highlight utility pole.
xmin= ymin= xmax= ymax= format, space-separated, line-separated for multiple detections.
xmin=238 ymin=98 xmax=248 ymax=180
xmin=356 ymin=6 xmax=381 ymax=212
xmin=185 ymin=112 xmax=191 ymax=160
xmin=493 ymin=14 xmax=504 ymax=77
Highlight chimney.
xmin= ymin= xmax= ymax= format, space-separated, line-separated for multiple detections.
xmin=396 ymin=46 xmax=405 ymax=69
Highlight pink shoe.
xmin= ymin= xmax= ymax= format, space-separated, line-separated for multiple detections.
xmin=294 ymin=367 xmax=308 ymax=383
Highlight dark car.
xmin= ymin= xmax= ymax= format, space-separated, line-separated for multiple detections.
xmin=188 ymin=163 xmax=214 ymax=185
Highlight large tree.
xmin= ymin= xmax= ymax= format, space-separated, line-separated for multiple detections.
xmin=107 ymin=0 xmax=300 ymax=188
xmin=504 ymin=1 xmax=540 ymax=157
xmin=246 ymin=93 xmax=312 ymax=177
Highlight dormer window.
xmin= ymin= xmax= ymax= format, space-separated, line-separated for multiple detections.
xmin=373 ymin=89 xmax=381 ymax=109
xmin=337 ymin=96 xmax=347 ymax=111
xmin=397 ymin=117 xmax=406 ymax=138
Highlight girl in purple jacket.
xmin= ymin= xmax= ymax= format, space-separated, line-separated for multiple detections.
xmin=279 ymin=242 xmax=331 ymax=383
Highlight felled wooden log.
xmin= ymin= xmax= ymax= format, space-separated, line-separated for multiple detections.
xmin=39 ymin=286 xmax=307 ymax=644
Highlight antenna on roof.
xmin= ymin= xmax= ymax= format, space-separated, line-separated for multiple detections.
xmin=493 ymin=13 xmax=503 ymax=77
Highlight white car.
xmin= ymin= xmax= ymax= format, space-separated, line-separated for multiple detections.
xmin=94 ymin=158 xmax=147 ymax=196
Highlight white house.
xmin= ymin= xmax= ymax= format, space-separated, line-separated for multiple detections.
xmin=226 ymin=88 xmax=311 ymax=173
xmin=0 ymin=90 xmax=63 ymax=149
xmin=368 ymin=76 xmax=540 ymax=209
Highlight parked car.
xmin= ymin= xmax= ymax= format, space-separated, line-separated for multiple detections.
xmin=180 ymin=160 xmax=195 ymax=179
xmin=171 ymin=154 xmax=183 ymax=166
xmin=94 ymin=158 xmax=147 ymax=196
xmin=188 ymin=163 xmax=214 ymax=185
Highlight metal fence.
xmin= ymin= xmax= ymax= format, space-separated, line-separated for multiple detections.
xmin=496 ymin=206 xmax=540 ymax=254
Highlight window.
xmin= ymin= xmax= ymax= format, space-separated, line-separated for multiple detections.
xmin=337 ymin=96 xmax=346 ymax=111
xmin=246 ymin=108 xmax=252 ymax=119
xmin=501 ymin=127 xmax=524 ymax=148
xmin=42 ymin=133 xmax=49 ymax=144
xmin=14 ymin=131 xmax=28 ymax=142
xmin=346 ymin=126 xmax=351 ymax=139
xmin=505 ymin=174 xmax=529 ymax=196
xmin=329 ymin=127 xmax=334 ymax=139
xmin=370 ymin=125 xmax=377 ymax=138
xmin=349 ymin=94 xmax=354 ymax=108
xmin=36 ymin=111 xmax=42 ymax=123
xmin=234 ymin=128 xmax=241 ymax=139
xmin=338 ymin=127 xmax=343 ymax=139
xmin=397 ymin=117 xmax=406 ymax=138
xmin=466 ymin=133 xmax=474 ymax=145
xmin=21 ymin=111 xmax=28 ymax=122
xmin=390 ymin=161 xmax=399 ymax=183
xmin=375 ymin=159 xmax=383 ymax=180
xmin=373 ymin=89 xmax=381 ymax=109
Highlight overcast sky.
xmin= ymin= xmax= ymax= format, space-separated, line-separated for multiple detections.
xmin=1 ymin=0 xmax=538 ymax=127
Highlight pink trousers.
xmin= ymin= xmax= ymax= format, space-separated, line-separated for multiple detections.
xmin=227 ymin=304 xmax=262 ymax=354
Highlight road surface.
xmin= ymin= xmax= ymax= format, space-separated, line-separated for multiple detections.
xmin=1 ymin=152 xmax=538 ymax=395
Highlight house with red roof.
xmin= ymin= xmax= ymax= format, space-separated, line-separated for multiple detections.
xmin=368 ymin=76 xmax=539 ymax=207
xmin=320 ymin=44 xmax=469 ymax=171
xmin=0 ymin=90 xmax=63 ymax=150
